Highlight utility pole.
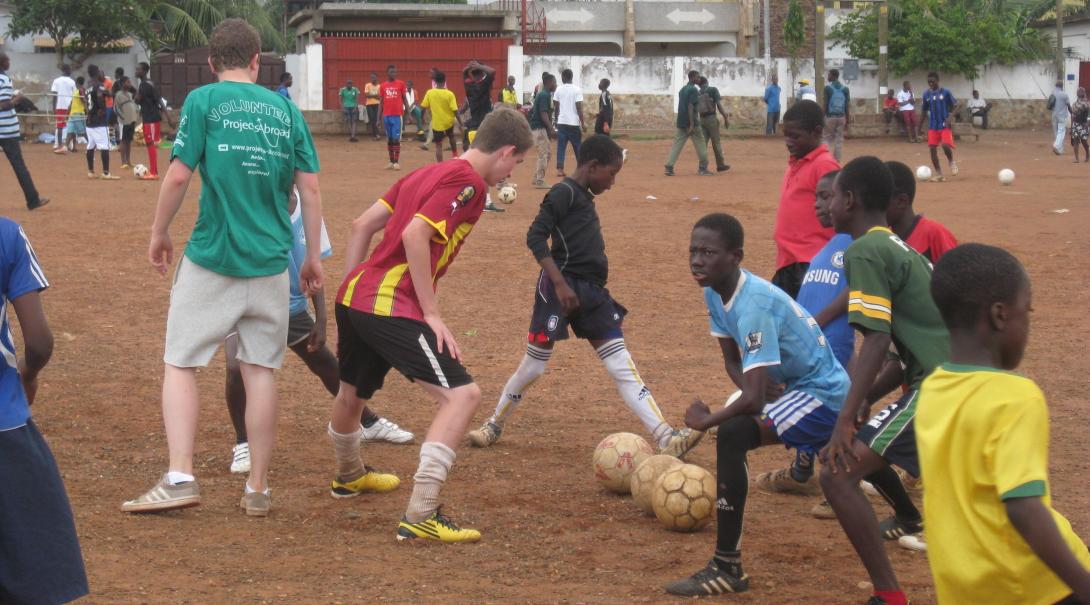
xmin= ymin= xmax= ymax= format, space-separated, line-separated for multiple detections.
xmin=815 ymin=2 xmax=825 ymax=107
xmin=624 ymin=0 xmax=636 ymax=58
xmin=878 ymin=1 xmax=888 ymax=113
xmin=763 ymin=0 xmax=771 ymax=72
xmin=1056 ymin=0 xmax=1065 ymax=81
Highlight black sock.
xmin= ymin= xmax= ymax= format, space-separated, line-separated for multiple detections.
xmin=790 ymin=450 xmax=815 ymax=482
xmin=361 ymin=408 xmax=379 ymax=428
xmin=865 ymin=465 xmax=921 ymax=523
xmin=101 ymin=150 xmax=110 ymax=174
xmin=715 ymin=416 xmax=761 ymax=556
xmin=86 ymin=150 xmax=94 ymax=172
xmin=713 ymin=550 xmax=743 ymax=576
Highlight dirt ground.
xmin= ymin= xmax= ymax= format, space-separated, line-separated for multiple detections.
xmin=7 ymin=127 xmax=1088 ymax=604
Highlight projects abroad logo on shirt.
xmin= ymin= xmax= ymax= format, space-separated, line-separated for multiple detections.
xmin=206 ymin=99 xmax=292 ymax=148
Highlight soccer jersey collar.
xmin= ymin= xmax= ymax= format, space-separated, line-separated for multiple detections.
xmin=721 ymin=270 xmax=748 ymax=313
xmin=867 ymin=226 xmax=893 ymax=235
xmin=941 ymin=362 xmax=1011 ymax=375
xmin=789 ymin=144 xmax=830 ymax=166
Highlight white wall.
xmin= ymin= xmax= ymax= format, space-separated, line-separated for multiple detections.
xmin=286 ymin=43 xmax=325 ymax=110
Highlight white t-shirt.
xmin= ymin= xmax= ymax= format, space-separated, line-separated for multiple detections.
xmin=554 ymin=83 xmax=583 ymax=126
xmin=896 ymin=90 xmax=914 ymax=111
xmin=968 ymin=97 xmax=986 ymax=110
xmin=50 ymin=76 xmax=77 ymax=110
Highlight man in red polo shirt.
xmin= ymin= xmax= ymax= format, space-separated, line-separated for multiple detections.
xmin=772 ymin=100 xmax=839 ymax=299
xmin=379 ymin=64 xmax=409 ymax=170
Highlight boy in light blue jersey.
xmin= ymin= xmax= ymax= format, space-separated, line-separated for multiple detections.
xmin=223 ymin=191 xmax=414 ymax=473
xmin=665 ymin=213 xmax=849 ymax=598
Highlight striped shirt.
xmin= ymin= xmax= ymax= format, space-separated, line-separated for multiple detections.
xmin=0 ymin=73 xmax=21 ymax=139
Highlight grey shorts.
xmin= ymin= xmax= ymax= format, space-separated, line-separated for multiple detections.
xmin=164 ymin=257 xmax=289 ymax=369
xmin=287 ymin=310 xmax=315 ymax=347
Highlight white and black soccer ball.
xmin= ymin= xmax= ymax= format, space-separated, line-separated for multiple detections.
xmin=498 ymin=184 xmax=518 ymax=204
xmin=133 ymin=164 xmax=149 ymax=178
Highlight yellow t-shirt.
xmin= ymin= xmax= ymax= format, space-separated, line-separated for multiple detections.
xmin=364 ymin=83 xmax=380 ymax=106
xmin=917 ymin=365 xmax=1090 ymax=605
xmin=69 ymin=93 xmax=85 ymax=115
xmin=421 ymin=88 xmax=458 ymax=131
xmin=502 ymin=88 xmax=518 ymax=106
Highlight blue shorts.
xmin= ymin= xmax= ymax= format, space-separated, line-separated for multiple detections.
xmin=761 ymin=390 xmax=838 ymax=454
xmin=0 ymin=421 xmax=88 ymax=604
xmin=384 ymin=116 xmax=402 ymax=142
xmin=528 ymin=272 xmax=626 ymax=343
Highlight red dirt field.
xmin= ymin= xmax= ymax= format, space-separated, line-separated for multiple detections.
xmin=6 ymin=128 xmax=1088 ymax=604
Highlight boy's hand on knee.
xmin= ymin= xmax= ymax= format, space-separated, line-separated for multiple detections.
xmin=820 ymin=421 xmax=861 ymax=473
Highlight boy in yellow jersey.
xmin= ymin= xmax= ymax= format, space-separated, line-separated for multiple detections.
xmin=420 ymin=70 xmax=462 ymax=163
xmin=328 ymin=107 xmax=532 ymax=543
xmin=919 ymin=243 xmax=1090 ymax=605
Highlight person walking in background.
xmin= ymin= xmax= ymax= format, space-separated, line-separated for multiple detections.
xmin=340 ymin=78 xmax=361 ymax=142
xmin=1070 ymin=87 xmax=1089 ymax=162
xmin=62 ymin=77 xmax=86 ymax=154
xmin=277 ymin=73 xmax=292 ymax=100
xmin=664 ymin=70 xmax=710 ymax=177
xmin=530 ymin=72 xmax=557 ymax=188
xmin=697 ymin=76 xmax=730 ymax=173
xmin=763 ymin=74 xmax=781 ymax=135
xmin=50 ymin=65 xmax=76 ymax=154
xmin=897 ymin=80 xmax=918 ymax=143
xmin=364 ymin=72 xmax=381 ymax=140
xmin=553 ymin=68 xmax=584 ymax=178
xmin=0 ymin=53 xmax=48 ymax=209
xmin=135 ymin=62 xmax=163 ymax=180
xmin=796 ymin=78 xmax=816 ymax=102
xmin=1048 ymin=81 xmax=1070 ymax=155
xmin=113 ymin=76 xmax=139 ymax=170
xmin=823 ymin=69 xmax=850 ymax=162
xmin=594 ymin=78 xmax=613 ymax=135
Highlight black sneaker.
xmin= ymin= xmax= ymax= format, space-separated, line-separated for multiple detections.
xmin=664 ymin=166 xmax=675 ymax=176
xmin=880 ymin=515 xmax=923 ymax=540
xmin=664 ymin=559 xmax=749 ymax=597
xmin=698 ymin=168 xmax=715 ymax=176
xmin=27 ymin=198 xmax=49 ymax=211
xmin=716 ymin=164 xmax=731 ymax=172
xmin=483 ymin=201 xmax=505 ymax=213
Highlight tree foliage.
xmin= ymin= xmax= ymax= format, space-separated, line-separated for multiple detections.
xmin=784 ymin=0 xmax=806 ymax=59
xmin=137 ymin=0 xmax=288 ymax=55
xmin=8 ymin=0 xmax=142 ymax=68
xmin=828 ymin=0 xmax=1056 ymax=78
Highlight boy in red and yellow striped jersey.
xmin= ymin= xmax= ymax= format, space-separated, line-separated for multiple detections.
xmin=326 ymin=107 xmax=533 ymax=543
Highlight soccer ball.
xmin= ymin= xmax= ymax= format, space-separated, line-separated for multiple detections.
xmin=651 ymin=463 xmax=716 ymax=532
xmin=915 ymin=165 xmax=932 ymax=181
xmin=592 ymin=432 xmax=654 ymax=494
xmin=998 ymin=168 xmax=1015 ymax=186
xmin=133 ymin=164 xmax=149 ymax=178
xmin=630 ymin=454 xmax=684 ymax=515
xmin=498 ymin=185 xmax=518 ymax=204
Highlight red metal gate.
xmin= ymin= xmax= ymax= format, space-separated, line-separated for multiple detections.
xmin=320 ymin=36 xmax=512 ymax=110
xmin=1080 ymin=61 xmax=1090 ymax=96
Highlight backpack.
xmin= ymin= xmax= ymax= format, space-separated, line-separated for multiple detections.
xmin=828 ymin=83 xmax=847 ymax=115
xmin=697 ymin=89 xmax=716 ymax=115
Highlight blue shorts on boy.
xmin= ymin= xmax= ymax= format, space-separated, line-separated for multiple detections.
xmin=384 ymin=116 xmax=402 ymax=142
xmin=796 ymin=233 xmax=854 ymax=368
xmin=528 ymin=271 xmax=626 ymax=343
xmin=0 ymin=218 xmax=88 ymax=604
xmin=705 ymin=270 xmax=849 ymax=451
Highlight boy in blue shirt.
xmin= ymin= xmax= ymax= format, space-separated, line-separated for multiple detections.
xmin=665 ymin=213 xmax=850 ymax=597
xmin=223 ymin=191 xmax=413 ymax=475
xmin=763 ymin=74 xmax=781 ymax=135
xmin=920 ymin=71 xmax=959 ymax=181
xmin=0 ymin=219 xmax=88 ymax=604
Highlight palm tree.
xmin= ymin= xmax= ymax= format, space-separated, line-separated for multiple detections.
xmin=136 ymin=0 xmax=287 ymax=55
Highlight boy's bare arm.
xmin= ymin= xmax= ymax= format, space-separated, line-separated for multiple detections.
xmin=306 ymin=288 xmax=327 ymax=353
xmin=11 ymin=291 xmax=52 ymax=406
xmin=1007 ymin=497 xmax=1090 ymax=601
xmin=403 ymin=218 xmax=460 ymax=360
xmin=148 ymin=159 xmax=194 ymax=276
xmin=295 ymin=170 xmax=324 ymax=295
xmin=814 ymin=288 xmax=849 ymax=327
xmin=822 ymin=329 xmax=891 ymax=472
xmin=343 ymin=201 xmax=392 ymax=277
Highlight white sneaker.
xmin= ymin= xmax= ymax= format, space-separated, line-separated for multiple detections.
xmin=360 ymin=418 xmax=414 ymax=444
xmin=231 ymin=442 xmax=251 ymax=474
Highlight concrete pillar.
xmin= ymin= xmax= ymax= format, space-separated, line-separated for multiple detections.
xmin=304 ymin=43 xmax=323 ymax=110
xmin=507 ymin=44 xmax=526 ymax=101
xmin=624 ymin=0 xmax=636 ymax=59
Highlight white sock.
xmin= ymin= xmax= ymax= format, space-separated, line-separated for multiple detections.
xmin=596 ymin=339 xmax=672 ymax=447
xmin=405 ymin=442 xmax=456 ymax=523
xmin=165 ymin=471 xmax=195 ymax=485
xmin=328 ymin=423 xmax=365 ymax=481
xmin=490 ymin=344 xmax=551 ymax=427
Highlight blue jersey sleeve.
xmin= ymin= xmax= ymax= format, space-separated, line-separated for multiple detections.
xmin=735 ymin=310 xmax=781 ymax=373
xmin=3 ymin=222 xmax=48 ymax=301
xmin=704 ymin=288 xmax=731 ymax=338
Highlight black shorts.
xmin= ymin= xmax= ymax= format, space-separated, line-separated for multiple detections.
xmin=0 ymin=421 xmax=89 ymax=605
xmin=433 ymin=128 xmax=455 ymax=144
xmin=855 ymin=389 xmax=919 ymax=478
xmin=121 ymin=123 xmax=135 ymax=142
xmin=336 ymin=305 xmax=473 ymax=399
xmin=771 ymin=262 xmax=809 ymax=300
xmin=528 ymin=272 xmax=627 ymax=343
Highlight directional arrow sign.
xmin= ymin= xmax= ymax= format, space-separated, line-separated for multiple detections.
xmin=547 ymin=7 xmax=594 ymax=24
xmin=666 ymin=8 xmax=714 ymax=25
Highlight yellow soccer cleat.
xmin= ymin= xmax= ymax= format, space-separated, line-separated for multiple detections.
xmin=330 ymin=467 xmax=400 ymax=498
xmin=396 ymin=508 xmax=481 ymax=543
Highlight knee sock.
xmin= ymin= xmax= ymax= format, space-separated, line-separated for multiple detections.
xmin=147 ymin=146 xmax=158 ymax=175
xmin=391 ymin=142 xmax=401 ymax=163
xmin=101 ymin=150 xmax=110 ymax=174
xmin=489 ymin=344 xmax=551 ymax=427
xmin=361 ymin=407 xmax=380 ymax=428
xmin=328 ymin=423 xmax=364 ymax=482
xmin=596 ymin=339 xmax=671 ymax=446
xmin=790 ymin=450 xmax=815 ymax=482
xmin=86 ymin=150 xmax=95 ymax=172
xmin=405 ymin=441 xmax=456 ymax=523
xmin=715 ymin=417 xmax=761 ymax=561
xmin=865 ymin=465 xmax=921 ymax=522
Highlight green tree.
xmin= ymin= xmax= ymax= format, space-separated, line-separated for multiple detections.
xmin=8 ymin=0 xmax=143 ymax=68
xmin=136 ymin=0 xmax=288 ymax=55
xmin=783 ymin=0 xmax=806 ymax=103
xmin=828 ymin=0 xmax=1055 ymax=78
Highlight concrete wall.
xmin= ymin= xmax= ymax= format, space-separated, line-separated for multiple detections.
xmin=285 ymin=43 xmax=326 ymax=111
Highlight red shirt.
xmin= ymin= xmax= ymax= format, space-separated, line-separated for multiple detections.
xmin=903 ymin=215 xmax=957 ymax=264
xmin=379 ymin=80 xmax=407 ymax=117
xmin=774 ymin=145 xmax=840 ymax=269
xmin=883 ymin=97 xmax=898 ymax=110
xmin=337 ymin=160 xmax=487 ymax=321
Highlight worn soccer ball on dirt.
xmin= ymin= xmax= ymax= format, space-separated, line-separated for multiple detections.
xmin=630 ymin=454 xmax=683 ymax=515
xmin=998 ymin=168 xmax=1015 ymax=186
xmin=593 ymin=432 xmax=654 ymax=494
xmin=133 ymin=164 xmax=149 ymax=178
xmin=651 ymin=463 xmax=716 ymax=532
xmin=498 ymin=185 xmax=518 ymax=204
xmin=915 ymin=165 xmax=932 ymax=181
